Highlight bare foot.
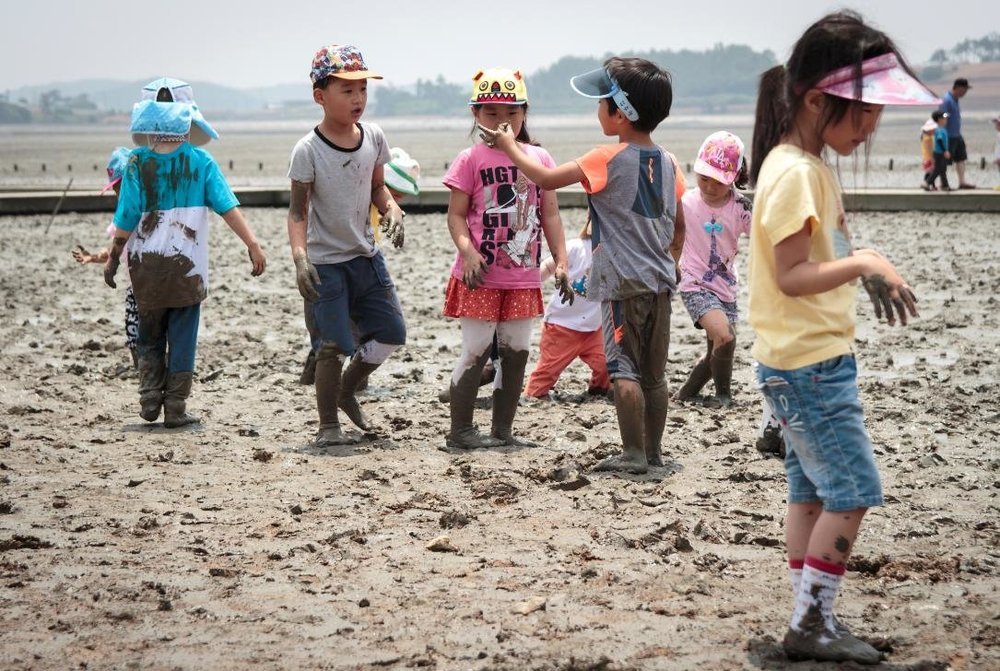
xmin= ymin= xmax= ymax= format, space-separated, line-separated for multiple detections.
xmin=593 ymin=453 xmax=648 ymax=474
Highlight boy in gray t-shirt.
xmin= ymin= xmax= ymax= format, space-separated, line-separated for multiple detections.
xmin=482 ymin=56 xmax=685 ymax=474
xmin=287 ymin=44 xmax=407 ymax=447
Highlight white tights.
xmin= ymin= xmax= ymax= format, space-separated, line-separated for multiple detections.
xmin=451 ymin=317 xmax=533 ymax=388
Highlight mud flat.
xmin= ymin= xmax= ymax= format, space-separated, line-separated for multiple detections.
xmin=0 ymin=207 xmax=997 ymax=670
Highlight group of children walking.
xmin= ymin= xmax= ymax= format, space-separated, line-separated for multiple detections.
xmin=79 ymin=10 xmax=937 ymax=665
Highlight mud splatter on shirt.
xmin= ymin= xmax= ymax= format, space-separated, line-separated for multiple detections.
xmin=113 ymin=143 xmax=238 ymax=311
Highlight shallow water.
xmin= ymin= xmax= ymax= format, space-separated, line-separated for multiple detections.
xmin=2 ymin=110 xmax=998 ymax=191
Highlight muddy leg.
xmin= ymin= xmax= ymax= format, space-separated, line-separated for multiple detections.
xmin=643 ymin=380 xmax=668 ymax=466
xmin=705 ymin=337 xmax=735 ymax=409
xmin=448 ymin=349 xmax=504 ymax=449
xmin=491 ymin=347 xmax=533 ymax=446
xmin=594 ymin=379 xmax=648 ymax=474
xmin=163 ymin=372 xmax=199 ymax=428
xmin=676 ymin=338 xmax=712 ymax=402
xmin=137 ymin=354 xmax=166 ymax=422
xmin=314 ymin=343 xmax=354 ymax=446
xmin=339 ymin=355 xmax=379 ymax=430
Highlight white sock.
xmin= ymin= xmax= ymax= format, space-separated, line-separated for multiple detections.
xmin=790 ymin=558 xmax=844 ymax=634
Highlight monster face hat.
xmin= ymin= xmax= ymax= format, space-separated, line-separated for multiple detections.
xmin=469 ymin=68 xmax=528 ymax=106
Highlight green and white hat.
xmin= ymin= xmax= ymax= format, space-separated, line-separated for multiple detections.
xmin=385 ymin=147 xmax=420 ymax=196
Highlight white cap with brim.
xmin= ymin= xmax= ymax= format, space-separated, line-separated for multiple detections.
xmin=384 ymin=147 xmax=420 ymax=196
xmin=569 ymin=67 xmax=639 ymax=122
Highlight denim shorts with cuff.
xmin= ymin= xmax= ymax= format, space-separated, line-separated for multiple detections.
xmin=756 ymin=354 xmax=883 ymax=511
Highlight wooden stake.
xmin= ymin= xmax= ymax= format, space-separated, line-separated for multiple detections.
xmin=45 ymin=177 xmax=74 ymax=234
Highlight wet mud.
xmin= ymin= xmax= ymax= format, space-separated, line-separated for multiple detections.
xmin=0 ymin=208 xmax=997 ymax=670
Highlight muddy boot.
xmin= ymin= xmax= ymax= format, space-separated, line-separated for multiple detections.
xmin=594 ymin=380 xmax=648 ymax=474
xmin=676 ymin=356 xmax=711 ymax=403
xmin=314 ymin=345 xmax=353 ymax=446
xmin=643 ymin=381 xmax=668 ymax=467
xmin=704 ymin=338 xmax=735 ymax=409
xmin=491 ymin=348 xmax=534 ymax=446
xmin=163 ymin=372 xmax=200 ymax=428
xmin=299 ymin=350 xmax=316 ymax=385
xmin=137 ymin=355 xmax=167 ymax=422
xmin=782 ymin=624 xmax=882 ymax=665
xmin=447 ymin=350 xmax=503 ymax=449
xmin=339 ymin=356 xmax=379 ymax=430
xmin=755 ymin=425 xmax=786 ymax=459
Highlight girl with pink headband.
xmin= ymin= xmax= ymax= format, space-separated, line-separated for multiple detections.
xmin=747 ymin=10 xmax=937 ymax=666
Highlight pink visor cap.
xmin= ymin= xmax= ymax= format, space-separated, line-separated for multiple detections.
xmin=815 ymin=53 xmax=940 ymax=106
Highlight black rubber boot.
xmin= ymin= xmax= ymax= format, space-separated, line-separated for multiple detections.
xmin=447 ymin=350 xmax=503 ymax=449
xmin=314 ymin=344 xmax=353 ymax=446
xmin=163 ymin=372 xmax=200 ymax=428
xmin=705 ymin=338 xmax=736 ymax=408
xmin=137 ymin=355 xmax=167 ymax=422
xmin=491 ymin=348 xmax=533 ymax=446
xmin=339 ymin=356 xmax=379 ymax=430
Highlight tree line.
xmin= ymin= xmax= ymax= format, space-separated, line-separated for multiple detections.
xmin=373 ymin=44 xmax=777 ymax=117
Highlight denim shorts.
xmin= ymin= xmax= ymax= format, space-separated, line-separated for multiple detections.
xmin=680 ymin=289 xmax=738 ymax=327
xmin=313 ymin=252 xmax=406 ymax=355
xmin=755 ymin=355 xmax=883 ymax=511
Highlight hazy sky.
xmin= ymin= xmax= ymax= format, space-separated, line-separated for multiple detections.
xmin=2 ymin=0 xmax=996 ymax=91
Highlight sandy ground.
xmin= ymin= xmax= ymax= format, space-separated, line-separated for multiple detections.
xmin=1 ymin=206 xmax=998 ymax=670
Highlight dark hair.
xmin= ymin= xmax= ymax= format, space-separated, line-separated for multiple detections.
xmin=155 ymin=87 xmax=174 ymax=102
xmin=469 ymin=103 xmax=538 ymax=145
xmin=931 ymin=110 xmax=946 ymax=122
xmin=750 ymin=11 xmax=917 ymax=185
xmin=312 ymin=76 xmax=330 ymax=90
xmin=604 ymin=57 xmax=672 ymax=133
xmin=733 ymin=161 xmax=749 ymax=190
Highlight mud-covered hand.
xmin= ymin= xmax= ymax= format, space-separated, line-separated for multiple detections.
xmin=461 ymin=249 xmax=488 ymax=290
xmin=477 ymin=122 xmax=514 ymax=150
xmin=73 ymin=245 xmax=95 ymax=264
xmin=862 ymin=274 xmax=918 ymax=326
xmin=379 ymin=204 xmax=405 ymax=248
xmin=103 ymin=254 xmax=120 ymax=288
xmin=293 ymin=250 xmax=320 ymax=301
xmin=553 ymin=268 xmax=574 ymax=305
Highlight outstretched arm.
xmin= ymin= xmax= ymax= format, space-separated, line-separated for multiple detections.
xmin=222 ymin=207 xmax=266 ymax=276
xmin=73 ymin=244 xmax=111 ymax=265
xmin=478 ymin=123 xmax=585 ymax=191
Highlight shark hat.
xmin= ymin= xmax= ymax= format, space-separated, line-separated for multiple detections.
xmin=129 ymin=77 xmax=219 ymax=146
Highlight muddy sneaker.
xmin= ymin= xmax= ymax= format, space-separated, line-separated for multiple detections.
xmin=782 ymin=626 xmax=882 ymax=665
xmin=755 ymin=425 xmax=786 ymax=459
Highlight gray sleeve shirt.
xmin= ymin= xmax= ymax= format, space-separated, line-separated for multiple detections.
xmin=288 ymin=122 xmax=391 ymax=264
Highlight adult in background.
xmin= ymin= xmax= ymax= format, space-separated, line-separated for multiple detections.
xmin=939 ymin=77 xmax=976 ymax=189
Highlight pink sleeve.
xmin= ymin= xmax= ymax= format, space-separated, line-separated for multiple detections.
xmin=442 ymin=149 xmax=473 ymax=194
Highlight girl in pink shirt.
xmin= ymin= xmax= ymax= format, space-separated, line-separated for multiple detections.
xmin=676 ymin=131 xmax=752 ymax=408
xmin=442 ymin=67 xmax=571 ymax=449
